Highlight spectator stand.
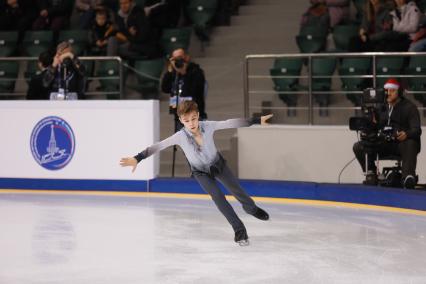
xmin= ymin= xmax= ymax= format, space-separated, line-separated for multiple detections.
xmin=0 ymin=56 xmax=124 ymax=100
xmin=244 ymin=52 xmax=426 ymax=125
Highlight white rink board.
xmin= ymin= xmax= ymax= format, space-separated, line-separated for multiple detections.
xmin=238 ymin=125 xmax=426 ymax=183
xmin=0 ymin=101 xmax=159 ymax=180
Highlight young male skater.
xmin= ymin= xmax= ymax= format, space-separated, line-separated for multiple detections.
xmin=120 ymin=101 xmax=272 ymax=246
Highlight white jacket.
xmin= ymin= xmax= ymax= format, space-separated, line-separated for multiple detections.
xmin=391 ymin=2 xmax=422 ymax=39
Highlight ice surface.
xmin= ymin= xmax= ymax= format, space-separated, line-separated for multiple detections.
xmin=1 ymin=192 xmax=426 ymax=284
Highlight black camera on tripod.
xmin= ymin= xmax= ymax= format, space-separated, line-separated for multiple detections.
xmin=349 ymin=88 xmax=394 ymax=143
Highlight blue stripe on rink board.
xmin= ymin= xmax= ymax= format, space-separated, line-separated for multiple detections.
xmin=0 ymin=178 xmax=148 ymax=192
xmin=1 ymin=177 xmax=426 ymax=211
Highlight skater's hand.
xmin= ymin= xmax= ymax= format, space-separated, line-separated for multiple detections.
xmin=261 ymin=114 xmax=273 ymax=125
xmin=120 ymin=157 xmax=138 ymax=173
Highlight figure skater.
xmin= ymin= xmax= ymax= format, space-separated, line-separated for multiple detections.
xmin=120 ymin=101 xmax=272 ymax=246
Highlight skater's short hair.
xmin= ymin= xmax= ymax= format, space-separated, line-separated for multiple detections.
xmin=177 ymin=101 xmax=199 ymax=117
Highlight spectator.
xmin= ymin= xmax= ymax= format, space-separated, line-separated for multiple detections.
xmin=390 ymin=0 xmax=421 ymax=50
xmin=300 ymin=0 xmax=330 ymax=33
xmin=144 ymin=0 xmax=181 ymax=29
xmin=32 ymin=0 xmax=73 ymax=33
xmin=161 ymin=48 xmax=208 ymax=122
xmin=409 ymin=16 xmax=426 ymax=51
xmin=0 ymin=0 xmax=35 ymax=33
xmin=324 ymin=0 xmax=350 ymax=27
xmin=108 ymin=0 xmax=161 ymax=59
xmin=100 ymin=0 xmax=117 ymax=13
xmin=26 ymin=51 xmax=53 ymax=100
xmin=43 ymin=41 xmax=86 ymax=99
xmin=90 ymin=8 xmax=116 ymax=55
xmin=75 ymin=0 xmax=104 ymax=30
xmin=350 ymin=0 xmax=405 ymax=51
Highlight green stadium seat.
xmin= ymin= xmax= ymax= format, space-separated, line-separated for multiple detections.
xmin=296 ymin=35 xmax=326 ymax=53
xmin=339 ymin=57 xmax=371 ymax=106
xmin=312 ymin=57 xmax=337 ymax=116
xmin=134 ymin=58 xmax=165 ymax=99
xmin=375 ymin=57 xmax=405 ymax=88
xmin=96 ymin=60 xmax=121 ymax=99
xmin=405 ymin=56 xmax=426 ymax=112
xmin=58 ymin=30 xmax=90 ymax=56
xmin=296 ymin=26 xmax=328 ymax=53
xmin=79 ymin=60 xmax=95 ymax=92
xmin=0 ymin=32 xmax=18 ymax=57
xmin=0 ymin=61 xmax=20 ymax=99
xmin=22 ymin=31 xmax=53 ymax=57
xmin=332 ymin=25 xmax=359 ymax=52
xmin=299 ymin=25 xmax=328 ymax=37
xmin=160 ymin=28 xmax=192 ymax=57
xmin=270 ymin=58 xmax=303 ymax=115
xmin=186 ymin=0 xmax=218 ymax=42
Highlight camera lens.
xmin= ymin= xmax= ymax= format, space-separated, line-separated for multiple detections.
xmin=174 ymin=58 xmax=185 ymax=69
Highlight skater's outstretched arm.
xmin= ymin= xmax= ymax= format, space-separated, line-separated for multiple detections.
xmin=120 ymin=132 xmax=181 ymax=172
xmin=212 ymin=114 xmax=273 ymax=131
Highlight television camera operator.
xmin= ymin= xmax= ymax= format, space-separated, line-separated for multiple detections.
xmin=352 ymin=78 xmax=421 ymax=189
xmin=43 ymin=41 xmax=86 ymax=100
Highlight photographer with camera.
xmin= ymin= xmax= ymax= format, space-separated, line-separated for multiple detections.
xmin=161 ymin=48 xmax=207 ymax=126
xmin=43 ymin=41 xmax=86 ymax=100
xmin=352 ymin=78 xmax=421 ymax=189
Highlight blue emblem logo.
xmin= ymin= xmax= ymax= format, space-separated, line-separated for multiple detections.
xmin=30 ymin=116 xmax=75 ymax=170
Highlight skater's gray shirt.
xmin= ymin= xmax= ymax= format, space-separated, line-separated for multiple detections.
xmin=134 ymin=118 xmax=259 ymax=173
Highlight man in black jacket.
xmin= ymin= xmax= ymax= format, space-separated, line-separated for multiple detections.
xmin=108 ymin=0 xmax=160 ymax=59
xmin=32 ymin=0 xmax=73 ymax=32
xmin=26 ymin=51 xmax=53 ymax=100
xmin=353 ymin=78 xmax=422 ymax=189
xmin=161 ymin=48 xmax=207 ymax=123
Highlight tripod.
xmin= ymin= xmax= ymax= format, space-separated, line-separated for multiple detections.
xmin=171 ymin=74 xmax=183 ymax=177
xmin=50 ymin=62 xmax=78 ymax=100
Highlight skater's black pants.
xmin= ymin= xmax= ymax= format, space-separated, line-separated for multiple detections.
xmin=353 ymin=139 xmax=420 ymax=180
xmin=193 ymin=158 xmax=257 ymax=233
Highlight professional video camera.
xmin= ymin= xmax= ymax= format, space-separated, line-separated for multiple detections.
xmin=349 ymin=88 xmax=396 ymax=143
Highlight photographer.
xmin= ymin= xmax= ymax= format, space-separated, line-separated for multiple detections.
xmin=43 ymin=41 xmax=86 ymax=99
xmin=161 ymin=48 xmax=207 ymax=126
xmin=353 ymin=78 xmax=421 ymax=189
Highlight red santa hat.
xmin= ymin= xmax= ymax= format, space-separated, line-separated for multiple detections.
xmin=384 ymin=78 xmax=400 ymax=90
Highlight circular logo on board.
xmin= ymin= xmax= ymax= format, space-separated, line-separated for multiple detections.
xmin=30 ymin=116 xmax=75 ymax=170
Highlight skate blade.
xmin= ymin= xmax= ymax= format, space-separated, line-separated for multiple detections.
xmin=237 ymin=239 xmax=250 ymax=246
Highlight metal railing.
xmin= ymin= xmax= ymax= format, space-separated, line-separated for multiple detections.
xmin=0 ymin=56 xmax=123 ymax=98
xmin=244 ymin=52 xmax=426 ymax=125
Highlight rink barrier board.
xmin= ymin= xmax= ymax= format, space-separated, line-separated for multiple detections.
xmin=1 ymin=178 xmax=426 ymax=212
xmin=1 ymin=189 xmax=426 ymax=216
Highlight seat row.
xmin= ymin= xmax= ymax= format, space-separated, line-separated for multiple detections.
xmin=270 ymin=56 xmax=426 ymax=114
xmin=0 ymin=27 xmax=193 ymax=58
xmin=0 ymin=58 xmax=166 ymax=99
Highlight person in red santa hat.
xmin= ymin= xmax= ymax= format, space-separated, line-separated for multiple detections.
xmin=353 ymin=78 xmax=421 ymax=189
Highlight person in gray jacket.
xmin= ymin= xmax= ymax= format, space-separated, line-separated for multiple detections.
xmin=120 ymin=101 xmax=272 ymax=246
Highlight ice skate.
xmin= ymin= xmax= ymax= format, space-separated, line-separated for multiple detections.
xmin=234 ymin=229 xmax=249 ymax=246
xmin=252 ymin=207 xmax=269 ymax=221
